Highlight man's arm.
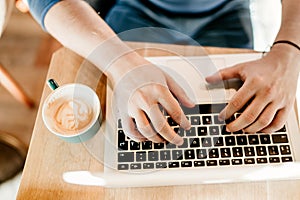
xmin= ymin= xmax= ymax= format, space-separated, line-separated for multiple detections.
xmin=28 ymin=0 xmax=194 ymax=144
xmin=207 ymin=0 xmax=300 ymax=133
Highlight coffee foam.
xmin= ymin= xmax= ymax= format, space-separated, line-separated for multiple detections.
xmin=46 ymin=97 xmax=93 ymax=135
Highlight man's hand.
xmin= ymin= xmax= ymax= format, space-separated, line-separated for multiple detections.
xmin=112 ymin=60 xmax=194 ymax=145
xmin=206 ymin=45 xmax=300 ymax=133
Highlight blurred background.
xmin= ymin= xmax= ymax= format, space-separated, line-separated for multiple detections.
xmin=0 ymin=0 xmax=283 ymax=199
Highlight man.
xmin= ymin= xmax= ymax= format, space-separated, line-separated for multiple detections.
xmin=27 ymin=0 xmax=300 ymax=145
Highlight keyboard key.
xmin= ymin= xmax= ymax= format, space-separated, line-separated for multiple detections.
xmin=156 ymin=162 xmax=167 ymax=168
xmin=201 ymin=137 xmax=212 ymax=147
xmin=256 ymin=146 xmax=267 ymax=156
xmin=209 ymin=126 xmax=220 ymax=135
xmin=221 ymin=126 xmax=231 ymax=135
xmin=130 ymin=141 xmax=140 ymax=150
xmin=197 ymin=127 xmax=208 ymax=136
xmin=143 ymin=163 xmax=155 ymax=169
xmin=172 ymin=150 xmax=183 ymax=160
xmin=181 ymin=161 xmax=192 ymax=167
xmin=269 ymin=157 xmax=280 ymax=163
xmin=236 ymin=135 xmax=247 ymax=145
xmin=280 ymin=145 xmax=291 ymax=155
xmin=244 ymin=147 xmax=255 ymax=157
xmin=148 ymin=151 xmax=159 ymax=161
xmin=207 ymin=160 xmax=218 ymax=166
xmin=184 ymin=149 xmax=195 ymax=159
xmin=214 ymin=115 xmax=225 ymax=124
xmin=118 ymin=152 xmax=134 ymax=162
xmin=118 ymin=130 xmax=128 ymax=150
xmin=118 ymin=164 xmax=129 ymax=170
xmin=174 ymin=127 xmax=185 ymax=137
xmin=257 ymin=158 xmax=268 ymax=164
xmin=136 ymin=151 xmax=147 ymax=162
xmin=168 ymin=162 xmax=180 ymax=168
xmin=220 ymin=148 xmax=231 ymax=158
xmin=232 ymin=159 xmax=243 ymax=165
xmin=194 ymin=160 xmax=205 ymax=167
xmin=208 ymin=148 xmax=219 ymax=158
xmin=244 ymin=158 xmax=255 ymax=164
xmin=219 ymin=159 xmax=230 ymax=166
xmin=160 ymin=150 xmax=171 ymax=160
xmin=213 ymin=137 xmax=224 ymax=147
xmin=118 ymin=130 xmax=126 ymax=141
xmin=272 ymin=134 xmax=289 ymax=144
xmin=191 ymin=116 xmax=201 ymax=125
xmin=196 ymin=149 xmax=207 ymax=159
xmin=248 ymin=135 xmax=259 ymax=145
xmin=202 ymin=116 xmax=212 ymax=125
xmin=282 ymin=156 xmax=293 ymax=162
xmin=166 ymin=142 xmax=177 ymax=149
xmin=154 ymin=143 xmax=165 ymax=149
xmin=276 ymin=125 xmax=287 ymax=133
xmin=141 ymin=141 xmax=152 ymax=150
xmin=130 ymin=163 xmax=142 ymax=170
xmin=232 ymin=147 xmax=243 ymax=157
xmin=186 ymin=127 xmax=197 ymax=137
xmin=268 ymin=146 xmax=279 ymax=155
xmin=118 ymin=119 xmax=122 ymax=128
xmin=118 ymin=141 xmax=128 ymax=151
xmin=225 ymin=116 xmax=235 ymax=124
xmin=225 ymin=136 xmax=236 ymax=146
xmin=178 ymin=138 xmax=189 ymax=148
xmin=167 ymin=117 xmax=178 ymax=126
xmin=189 ymin=138 xmax=200 ymax=148
xmin=260 ymin=134 xmax=271 ymax=144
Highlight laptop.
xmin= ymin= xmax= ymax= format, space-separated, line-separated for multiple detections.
xmin=63 ymin=53 xmax=300 ymax=187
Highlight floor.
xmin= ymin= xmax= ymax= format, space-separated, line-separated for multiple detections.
xmin=0 ymin=7 xmax=60 ymax=199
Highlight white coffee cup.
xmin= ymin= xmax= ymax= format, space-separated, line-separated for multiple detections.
xmin=42 ymin=81 xmax=101 ymax=143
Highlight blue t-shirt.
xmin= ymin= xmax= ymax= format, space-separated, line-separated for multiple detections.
xmin=149 ymin=0 xmax=228 ymax=13
xmin=27 ymin=0 xmax=229 ymax=29
xmin=27 ymin=0 xmax=60 ymax=30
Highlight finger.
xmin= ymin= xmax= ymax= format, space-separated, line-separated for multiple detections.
xmin=146 ymin=105 xmax=183 ymax=145
xmin=243 ymin=103 xmax=278 ymax=133
xmin=158 ymin=90 xmax=191 ymax=130
xmin=205 ymin=65 xmax=241 ymax=84
xmin=165 ymin=73 xmax=195 ymax=108
xmin=226 ymin=95 xmax=271 ymax=132
xmin=219 ymin=80 xmax=256 ymax=120
xmin=261 ymin=108 xmax=290 ymax=133
xmin=121 ymin=115 xmax=147 ymax=142
xmin=133 ymin=109 xmax=164 ymax=143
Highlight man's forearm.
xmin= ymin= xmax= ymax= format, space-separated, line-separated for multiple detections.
xmin=274 ymin=0 xmax=300 ymax=48
xmin=44 ymin=0 xmax=118 ymax=59
xmin=44 ymin=0 xmax=148 ymax=86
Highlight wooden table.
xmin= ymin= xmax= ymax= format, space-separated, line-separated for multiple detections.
xmin=17 ymin=42 xmax=300 ymax=200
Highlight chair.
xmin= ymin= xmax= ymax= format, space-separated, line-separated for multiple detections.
xmin=0 ymin=0 xmax=34 ymax=108
xmin=0 ymin=0 xmax=30 ymax=184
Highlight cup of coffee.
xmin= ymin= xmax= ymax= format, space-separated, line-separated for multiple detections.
xmin=42 ymin=80 xmax=101 ymax=143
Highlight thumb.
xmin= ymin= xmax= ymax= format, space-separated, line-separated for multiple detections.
xmin=205 ymin=65 xmax=241 ymax=84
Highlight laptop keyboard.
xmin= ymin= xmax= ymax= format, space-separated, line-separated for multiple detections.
xmin=117 ymin=103 xmax=293 ymax=171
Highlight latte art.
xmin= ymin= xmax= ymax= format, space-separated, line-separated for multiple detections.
xmin=55 ymin=99 xmax=93 ymax=132
xmin=47 ymin=98 xmax=93 ymax=135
